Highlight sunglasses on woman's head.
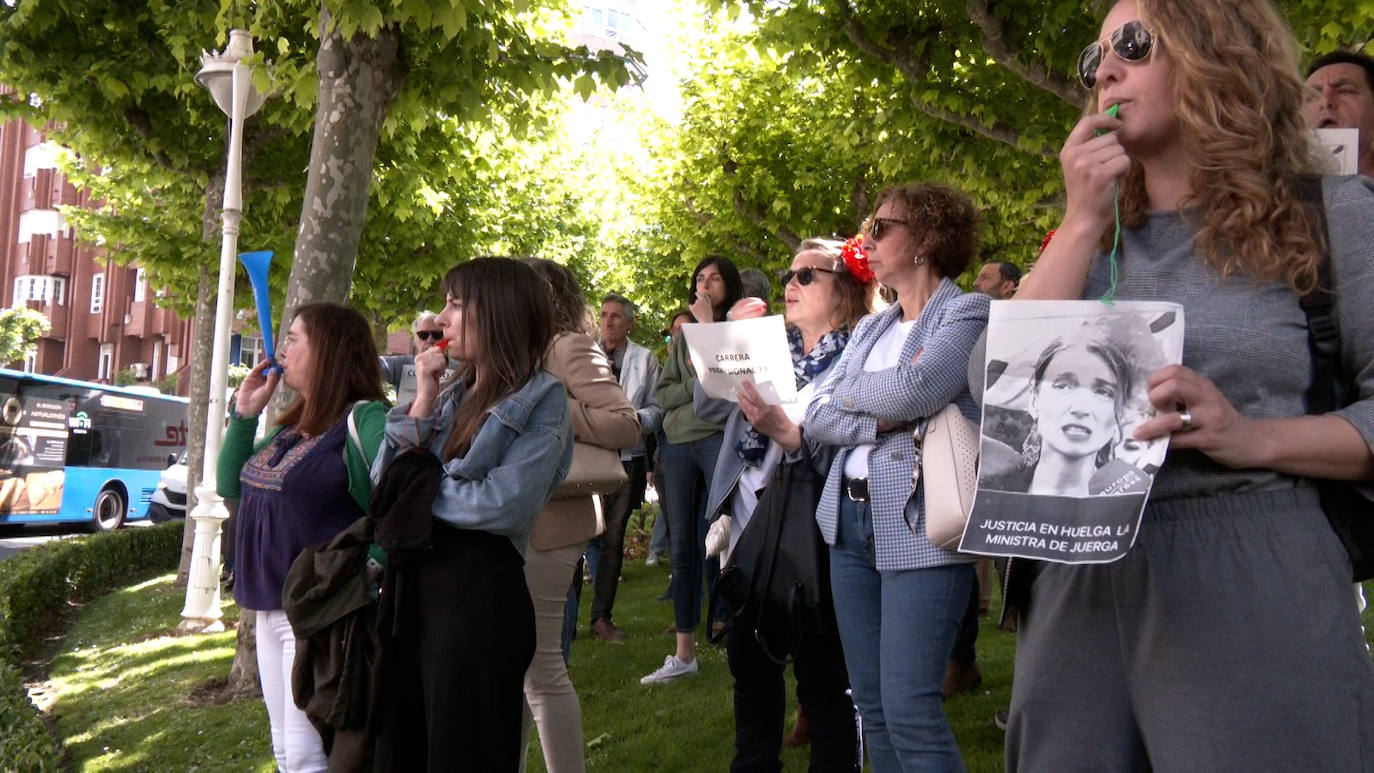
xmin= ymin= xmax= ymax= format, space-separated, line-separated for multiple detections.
xmin=1078 ymin=20 xmax=1155 ymax=89
xmin=868 ymin=216 xmax=909 ymax=242
xmin=780 ymin=267 xmax=839 ymax=287
xmin=416 ymin=330 xmax=444 ymax=342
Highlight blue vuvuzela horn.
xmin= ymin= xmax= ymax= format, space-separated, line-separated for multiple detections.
xmin=237 ymin=250 xmax=280 ymax=374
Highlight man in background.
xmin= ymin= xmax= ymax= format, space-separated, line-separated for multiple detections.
xmin=379 ymin=311 xmax=452 ymax=403
xmin=973 ymin=260 xmax=1021 ymax=301
xmin=739 ymin=267 xmax=773 ymax=310
xmin=1305 ymin=50 xmax=1374 ymax=178
xmin=586 ymin=294 xmax=664 ymax=642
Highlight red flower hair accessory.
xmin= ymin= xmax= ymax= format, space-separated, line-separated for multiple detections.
xmin=1039 ymin=229 xmax=1056 ymax=254
xmin=840 ymin=234 xmax=876 ymax=284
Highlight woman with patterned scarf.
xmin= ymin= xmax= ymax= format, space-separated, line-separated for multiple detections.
xmin=694 ymin=236 xmax=878 ymax=773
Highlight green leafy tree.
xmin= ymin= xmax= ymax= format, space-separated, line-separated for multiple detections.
xmin=644 ymin=0 xmax=1371 ymax=291
xmin=0 ymin=309 xmax=51 ymax=367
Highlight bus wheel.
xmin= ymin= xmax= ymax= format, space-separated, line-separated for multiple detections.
xmin=92 ymin=488 xmax=126 ymax=532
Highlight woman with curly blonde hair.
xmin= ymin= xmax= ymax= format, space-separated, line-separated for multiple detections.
xmin=1009 ymin=0 xmax=1374 ymax=768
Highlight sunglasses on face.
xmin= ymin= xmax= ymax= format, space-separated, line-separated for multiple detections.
xmin=868 ymin=216 xmax=909 ymax=242
xmin=780 ymin=267 xmax=839 ymax=287
xmin=416 ymin=330 xmax=444 ymax=342
xmin=1078 ymin=20 xmax=1155 ymax=89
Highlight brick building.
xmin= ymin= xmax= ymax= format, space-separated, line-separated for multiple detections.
xmin=0 ymin=118 xmax=194 ymax=392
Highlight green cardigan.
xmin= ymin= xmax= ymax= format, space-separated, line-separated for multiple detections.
xmin=653 ymin=332 xmax=726 ymax=444
xmin=217 ymin=400 xmax=388 ymax=513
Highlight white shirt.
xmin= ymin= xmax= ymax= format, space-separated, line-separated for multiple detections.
xmin=842 ymin=319 xmax=917 ymax=480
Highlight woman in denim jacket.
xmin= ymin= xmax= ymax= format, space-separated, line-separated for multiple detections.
xmin=805 ymin=184 xmax=990 ymax=772
xmin=370 ymin=257 xmax=574 ymax=770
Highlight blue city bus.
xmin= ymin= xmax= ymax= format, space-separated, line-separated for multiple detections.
xmin=0 ymin=368 xmax=189 ymax=531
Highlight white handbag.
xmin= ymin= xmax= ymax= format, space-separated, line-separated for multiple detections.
xmin=914 ymin=402 xmax=980 ymax=549
xmin=553 ymin=441 xmax=628 ymax=498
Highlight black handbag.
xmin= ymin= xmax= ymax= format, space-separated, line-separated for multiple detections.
xmin=1298 ymin=175 xmax=1374 ymax=582
xmin=712 ymin=456 xmax=835 ymax=664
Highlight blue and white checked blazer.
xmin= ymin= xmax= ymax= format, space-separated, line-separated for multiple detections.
xmin=805 ymin=278 xmax=989 ymax=572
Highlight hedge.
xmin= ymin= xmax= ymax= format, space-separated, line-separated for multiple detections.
xmin=0 ymin=522 xmax=184 ymax=770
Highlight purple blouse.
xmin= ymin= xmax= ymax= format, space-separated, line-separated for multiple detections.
xmin=233 ymin=420 xmax=364 ymax=611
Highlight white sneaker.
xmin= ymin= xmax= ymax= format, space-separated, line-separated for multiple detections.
xmin=645 ymin=552 xmax=660 ymax=567
xmin=640 ymin=655 xmax=698 ymax=684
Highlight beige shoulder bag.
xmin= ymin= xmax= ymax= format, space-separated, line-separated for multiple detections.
xmin=914 ymin=402 xmax=980 ymax=549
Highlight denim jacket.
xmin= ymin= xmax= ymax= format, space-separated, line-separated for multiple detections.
xmin=805 ymin=279 xmax=989 ymax=572
xmin=371 ymin=369 xmax=574 ymax=556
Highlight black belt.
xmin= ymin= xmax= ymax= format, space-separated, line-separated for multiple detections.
xmin=844 ymin=477 xmax=869 ymax=502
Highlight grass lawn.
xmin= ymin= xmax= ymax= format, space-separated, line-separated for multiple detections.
xmin=41 ymin=545 xmax=1374 ymax=771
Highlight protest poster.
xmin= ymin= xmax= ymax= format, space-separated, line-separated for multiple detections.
xmin=958 ymin=300 xmax=1184 ymax=564
xmin=1313 ymin=127 xmax=1359 ymax=175
xmin=681 ymin=316 xmax=797 ymax=405
xmin=396 ymin=363 xmax=456 ymax=407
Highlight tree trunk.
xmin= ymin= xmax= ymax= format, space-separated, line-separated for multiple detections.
xmin=225 ymin=596 xmax=260 ymax=698
xmin=280 ymin=9 xmax=404 ymax=327
xmin=175 ymin=171 xmax=226 ymax=588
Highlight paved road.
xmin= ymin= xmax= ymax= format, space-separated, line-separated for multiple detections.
xmin=0 ymin=524 xmax=81 ymax=560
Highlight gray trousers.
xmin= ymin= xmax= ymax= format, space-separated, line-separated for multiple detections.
xmin=1007 ymin=488 xmax=1374 ymax=772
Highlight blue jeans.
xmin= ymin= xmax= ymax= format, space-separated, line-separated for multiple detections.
xmin=829 ymin=496 xmax=971 ymax=772
xmin=663 ymin=432 xmax=723 ymax=633
xmin=649 ymin=501 xmax=669 ymax=556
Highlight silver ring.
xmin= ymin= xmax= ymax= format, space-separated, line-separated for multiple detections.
xmin=1178 ymin=410 xmax=1194 ymax=432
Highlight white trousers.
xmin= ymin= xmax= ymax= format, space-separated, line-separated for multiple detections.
xmin=256 ymin=609 xmax=327 ymax=773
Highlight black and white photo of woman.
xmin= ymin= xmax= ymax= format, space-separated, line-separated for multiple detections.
xmin=979 ymin=310 xmax=1173 ymax=497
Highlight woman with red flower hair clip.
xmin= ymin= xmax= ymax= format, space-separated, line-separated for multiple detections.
xmin=697 ymin=236 xmax=878 ymax=772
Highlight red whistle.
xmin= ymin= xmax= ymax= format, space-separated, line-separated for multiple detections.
xmin=435 ymin=338 xmax=449 ymax=351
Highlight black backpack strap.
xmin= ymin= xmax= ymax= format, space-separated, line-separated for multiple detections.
xmin=1295 ymin=175 xmax=1340 ymax=414
xmin=1293 ymin=175 xmax=1374 ymax=581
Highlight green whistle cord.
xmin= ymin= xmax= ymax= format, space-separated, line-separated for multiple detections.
xmin=1100 ymin=182 xmax=1121 ymax=305
xmin=1098 ymin=103 xmax=1122 ymax=305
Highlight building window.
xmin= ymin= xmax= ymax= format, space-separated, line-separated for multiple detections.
xmin=133 ymin=267 xmax=146 ymax=303
xmin=17 ymin=209 xmax=62 ymax=244
xmin=90 ymin=273 xmax=105 ymax=314
xmin=10 ymin=275 xmax=66 ymax=307
xmin=151 ymin=340 xmax=161 ymax=380
xmin=239 ymin=335 xmax=263 ymax=366
xmin=98 ymin=343 xmax=114 ymax=380
xmin=22 ymin=142 xmax=59 ymax=178
xmin=22 ymin=352 xmax=37 ymax=373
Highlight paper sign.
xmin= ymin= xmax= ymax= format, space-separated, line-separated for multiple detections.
xmin=959 ymin=300 xmax=1184 ymax=564
xmin=396 ymin=364 xmax=456 ymax=407
xmin=681 ymin=316 xmax=796 ymax=405
xmin=1313 ymin=128 xmax=1359 ymax=175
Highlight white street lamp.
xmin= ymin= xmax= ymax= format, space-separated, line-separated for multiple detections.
xmin=181 ymin=29 xmax=268 ymax=630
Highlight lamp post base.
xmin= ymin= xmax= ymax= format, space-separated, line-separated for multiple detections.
xmin=179 ymin=481 xmax=229 ymax=632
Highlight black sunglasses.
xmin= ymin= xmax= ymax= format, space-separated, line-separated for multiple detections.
xmin=868 ymin=216 xmax=910 ymax=242
xmin=780 ymin=267 xmax=839 ymax=287
xmin=415 ymin=330 xmax=444 ymax=342
xmin=1078 ymin=20 xmax=1155 ymax=89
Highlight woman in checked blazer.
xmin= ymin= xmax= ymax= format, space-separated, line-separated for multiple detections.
xmin=805 ymin=183 xmax=990 ymax=772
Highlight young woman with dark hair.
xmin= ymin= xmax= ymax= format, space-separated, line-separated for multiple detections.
xmin=369 ymin=257 xmax=575 ymax=770
xmin=643 ymin=255 xmax=743 ymax=683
